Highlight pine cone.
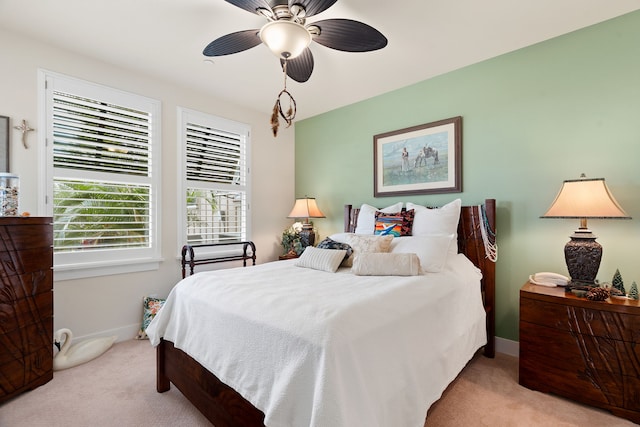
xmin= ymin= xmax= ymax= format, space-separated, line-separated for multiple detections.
xmin=586 ymin=287 xmax=610 ymax=301
xmin=608 ymin=287 xmax=624 ymax=297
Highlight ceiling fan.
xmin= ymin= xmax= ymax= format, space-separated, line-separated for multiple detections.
xmin=203 ymin=0 xmax=388 ymax=83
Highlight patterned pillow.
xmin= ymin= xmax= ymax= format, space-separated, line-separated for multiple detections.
xmin=135 ymin=296 xmax=166 ymax=340
xmin=354 ymin=202 xmax=403 ymax=234
xmin=374 ymin=209 xmax=414 ymax=237
xmin=344 ymin=234 xmax=394 ymax=267
xmin=317 ymin=237 xmax=353 ymax=261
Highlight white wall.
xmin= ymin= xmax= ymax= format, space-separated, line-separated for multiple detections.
xmin=0 ymin=28 xmax=296 ymax=341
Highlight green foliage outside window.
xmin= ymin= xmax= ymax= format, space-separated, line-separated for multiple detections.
xmin=53 ymin=180 xmax=150 ymax=251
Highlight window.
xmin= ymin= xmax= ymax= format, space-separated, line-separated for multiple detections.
xmin=178 ymin=108 xmax=250 ymax=252
xmin=41 ymin=70 xmax=161 ymax=280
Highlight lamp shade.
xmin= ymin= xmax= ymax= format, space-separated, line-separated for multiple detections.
xmin=259 ymin=21 xmax=311 ymax=59
xmin=288 ymin=197 xmax=325 ymax=220
xmin=542 ymin=177 xmax=630 ymax=219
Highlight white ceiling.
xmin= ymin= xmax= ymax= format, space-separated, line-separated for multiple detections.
xmin=1 ymin=0 xmax=639 ymax=120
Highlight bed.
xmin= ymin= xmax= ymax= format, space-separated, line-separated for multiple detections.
xmin=147 ymin=199 xmax=496 ymax=427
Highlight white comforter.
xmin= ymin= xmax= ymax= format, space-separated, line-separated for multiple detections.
xmin=146 ymin=253 xmax=486 ymax=427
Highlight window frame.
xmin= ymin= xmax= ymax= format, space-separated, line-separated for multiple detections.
xmin=177 ymin=107 xmax=251 ymax=258
xmin=39 ymin=70 xmax=162 ymax=280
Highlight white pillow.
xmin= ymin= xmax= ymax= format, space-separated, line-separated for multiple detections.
xmin=344 ymin=234 xmax=394 ymax=267
xmin=328 ymin=232 xmax=353 ymax=244
xmin=295 ymin=247 xmax=346 ymax=273
xmin=354 ymin=202 xmax=403 ymax=234
xmin=390 ymin=234 xmax=454 ymax=273
xmin=352 ymin=253 xmax=421 ymax=276
xmin=406 ymin=199 xmax=461 ymax=254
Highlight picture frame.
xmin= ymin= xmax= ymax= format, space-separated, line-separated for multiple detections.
xmin=0 ymin=116 xmax=9 ymax=172
xmin=373 ymin=116 xmax=462 ymax=197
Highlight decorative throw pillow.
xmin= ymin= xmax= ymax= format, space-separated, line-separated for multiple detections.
xmin=390 ymin=234 xmax=454 ymax=273
xmin=352 ymin=252 xmax=421 ymax=276
xmin=374 ymin=209 xmax=415 ymax=237
xmin=317 ymin=237 xmax=353 ymax=262
xmin=344 ymin=234 xmax=394 ymax=267
xmin=406 ymin=199 xmax=461 ymax=254
xmin=295 ymin=246 xmax=347 ymax=273
xmin=136 ymin=296 xmax=166 ymax=340
xmin=354 ymin=202 xmax=403 ymax=234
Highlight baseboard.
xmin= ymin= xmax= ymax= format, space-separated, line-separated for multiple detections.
xmin=68 ymin=327 xmax=522 ymax=355
xmin=67 ymin=324 xmax=141 ymax=344
xmin=496 ymin=337 xmax=519 ymax=357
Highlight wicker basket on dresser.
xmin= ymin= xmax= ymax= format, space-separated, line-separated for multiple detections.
xmin=0 ymin=217 xmax=53 ymax=402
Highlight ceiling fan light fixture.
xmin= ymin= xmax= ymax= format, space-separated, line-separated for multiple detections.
xmin=259 ymin=20 xmax=311 ymax=60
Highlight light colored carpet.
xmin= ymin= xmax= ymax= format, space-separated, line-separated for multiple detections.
xmin=0 ymin=340 xmax=635 ymax=426
xmin=425 ymin=351 xmax=636 ymax=427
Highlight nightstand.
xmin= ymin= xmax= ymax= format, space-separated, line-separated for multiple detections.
xmin=278 ymin=253 xmax=299 ymax=260
xmin=519 ymin=282 xmax=640 ymax=424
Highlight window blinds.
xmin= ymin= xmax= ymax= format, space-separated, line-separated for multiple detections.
xmin=185 ymin=122 xmax=244 ymax=186
xmin=183 ymin=120 xmax=247 ymax=244
xmin=52 ymin=91 xmax=153 ymax=252
xmin=52 ymin=91 xmax=151 ymax=176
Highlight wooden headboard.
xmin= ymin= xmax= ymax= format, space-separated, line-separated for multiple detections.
xmin=343 ymin=199 xmax=496 ymax=358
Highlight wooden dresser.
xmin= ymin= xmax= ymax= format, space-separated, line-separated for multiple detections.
xmin=519 ymin=282 xmax=640 ymax=424
xmin=0 ymin=217 xmax=54 ymax=403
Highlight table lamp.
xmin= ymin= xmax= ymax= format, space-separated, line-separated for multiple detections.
xmin=541 ymin=174 xmax=631 ymax=286
xmin=288 ymin=197 xmax=325 ymax=247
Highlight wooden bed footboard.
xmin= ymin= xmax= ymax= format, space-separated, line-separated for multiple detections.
xmin=157 ymin=199 xmax=497 ymax=426
xmin=157 ymin=340 xmax=265 ymax=426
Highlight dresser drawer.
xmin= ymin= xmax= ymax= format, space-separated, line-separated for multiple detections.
xmin=0 ymin=291 xmax=53 ymax=336
xmin=0 ymin=247 xmax=53 ymax=278
xmin=520 ymin=349 xmax=640 ymax=410
xmin=0 ymin=270 xmax=53 ymax=299
xmin=0 ymin=346 xmax=53 ymax=396
xmin=0 ymin=316 xmax=53 ymax=366
xmin=0 ymin=223 xmax=53 ymax=251
xmin=520 ymin=296 xmax=640 ymax=343
xmin=520 ymin=320 xmax=640 ymax=377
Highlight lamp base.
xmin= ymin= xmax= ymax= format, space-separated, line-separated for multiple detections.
xmin=299 ymin=224 xmax=316 ymax=248
xmin=564 ymin=229 xmax=602 ymax=286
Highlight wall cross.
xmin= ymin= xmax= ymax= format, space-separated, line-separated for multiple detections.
xmin=14 ymin=119 xmax=35 ymax=149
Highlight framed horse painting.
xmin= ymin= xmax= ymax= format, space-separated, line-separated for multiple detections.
xmin=373 ymin=116 xmax=462 ymax=197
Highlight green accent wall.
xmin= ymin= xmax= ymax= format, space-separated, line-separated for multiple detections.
xmin=295 ymin=11 xmax=640 ymax=341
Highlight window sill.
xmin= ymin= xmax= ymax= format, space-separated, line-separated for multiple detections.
xmin=54 ymin=257 xmax=164 ymax=281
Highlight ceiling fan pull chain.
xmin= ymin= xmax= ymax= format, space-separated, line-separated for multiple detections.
xmin=283 ymin=60 xmax=289 ymax=91
xmin=270 ymin=60 xmax=297 ymax=137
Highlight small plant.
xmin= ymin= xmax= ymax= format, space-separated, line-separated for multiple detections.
xmin=629 ymin=281 xmax=639 ymax=300
xmin=612 ymin=269 xmax=626 ymax=295
xmin=281 ymin=222 xmax=304 ymax=255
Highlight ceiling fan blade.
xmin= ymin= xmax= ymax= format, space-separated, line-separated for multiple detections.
xmin=203 ymin=29 xmax=262 ymax=56
xmin=225 ymin=0 xmax=273 ymax=16
xmin=289 ymin=0 xmax=337 ymax=17
xmin=280 ymin=48 xmax=314 ymax=83
xmin=311 ymin=19 xmax=387 ymax=52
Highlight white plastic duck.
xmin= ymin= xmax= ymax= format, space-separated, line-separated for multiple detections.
xmin=53 ymin=328 xmax=117 ymax=371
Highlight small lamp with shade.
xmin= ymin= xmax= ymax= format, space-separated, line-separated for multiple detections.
xmin=288 ymin=197 xmax=325 ymax=247
xmin=541 ymin=174 xmax=631 ymax=287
